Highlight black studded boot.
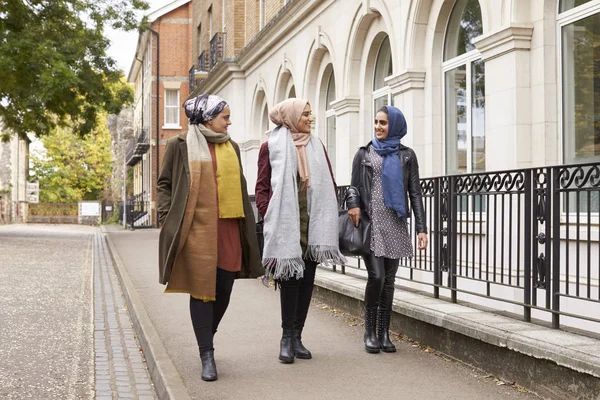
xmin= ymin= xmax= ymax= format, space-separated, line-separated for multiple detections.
xmin=377 ymin=309 xmax=396 ymax=353
xmin=364 ymin=307 xmax=381 ymax=353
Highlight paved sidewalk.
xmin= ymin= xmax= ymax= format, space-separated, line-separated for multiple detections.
xmin=105 ymin=226 xmax=537 ymax=400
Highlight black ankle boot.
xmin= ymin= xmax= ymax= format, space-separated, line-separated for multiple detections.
xmin=200 ymin=350 xmax=218 ymax=381
xmin=377 ymin=310 xmax=396 ymax=353
xmin=293 ymin=329 xmax=312 ymax=359
xmin=364 ymin=308 xmax=380 ymax=353
xmin=279 ymin=329 xmax=295 ymax=363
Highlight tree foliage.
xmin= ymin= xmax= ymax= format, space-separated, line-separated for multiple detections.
xmin=0 ymin=0 xmax=148 ymax=140
xmin=30 ymin=113 xmax=113 ymax=203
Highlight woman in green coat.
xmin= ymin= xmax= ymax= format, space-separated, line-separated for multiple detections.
xmin=157 ymin=94 xmax=263 ymax=382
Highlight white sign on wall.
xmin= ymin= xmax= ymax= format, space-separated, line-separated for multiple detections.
xmin=79 ymin=201 xmax=101 ymax=217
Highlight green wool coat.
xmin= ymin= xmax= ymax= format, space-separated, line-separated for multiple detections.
xmin=157 ymin=133 xmax=264 ymax=285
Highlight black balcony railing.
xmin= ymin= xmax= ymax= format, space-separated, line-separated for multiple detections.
xmin=210 ymin=32 xmax=225 ymax=69
xmin=327 ymin=163 xmax=600 ymax=332
xmin=125 ymin=128 xmax=150 ymax=166
xmin=198 ymin=50 xmax=209 ymax=73
xmin=189 ymin=65 xmax=196 ymax=92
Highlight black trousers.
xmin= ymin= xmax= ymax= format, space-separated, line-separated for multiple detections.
xmin=190 ymin=268 xmax=236 ymax=352
xmin=362 ymin=253 xmax=399 ymax=311
xmin=279 ymin=260 xmax=317 ymax=332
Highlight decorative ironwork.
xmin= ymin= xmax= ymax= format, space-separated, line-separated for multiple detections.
xmin=534 ymin=253 xmax=546 ymax=289
xmin=189 ymin=65 xmax=196 ymax=92
xmin=329 ymin=160 xmax=600 ymax=330
xmin=210 ymin=32 xmax=225 ymax=69
xmin=198 ymin=51 xmax=209 ymax=72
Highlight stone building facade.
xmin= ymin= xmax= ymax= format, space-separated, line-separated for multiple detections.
xmin=127 ymin=0 xmax=194 ymax=225
xmin=0 ymin=131 xmax=29 ymax=224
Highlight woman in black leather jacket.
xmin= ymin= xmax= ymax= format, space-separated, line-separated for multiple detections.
xmin=346 ymin=105 xmax=428 ymax=354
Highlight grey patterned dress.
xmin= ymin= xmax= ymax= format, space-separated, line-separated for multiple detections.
xmin=368 ymin=146 xmax=413 ymax=259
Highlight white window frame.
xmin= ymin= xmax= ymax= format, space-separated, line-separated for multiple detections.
xmin=163 ymin=89 xmax=181 ymax=129
xmin=557 ymin=0 xmax=600 ymax=221
xmin=442 ymin=48 xmax=482 ymax=176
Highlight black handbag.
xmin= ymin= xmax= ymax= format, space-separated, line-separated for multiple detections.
xmin=338 ymin=209 xmax=371 ymax=257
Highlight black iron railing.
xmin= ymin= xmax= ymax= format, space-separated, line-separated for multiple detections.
xmin=189 ymin=65 xmax=196 ymax=92
xmin=329 ymin=162 xmax=600 ymax=331
xmin=198 ymin=51 xmax=209 ymax=72
xmin=210 ymin=32 xmax=225 ymax=69
xmin=119 ymin=192 xmax=152 ymax=229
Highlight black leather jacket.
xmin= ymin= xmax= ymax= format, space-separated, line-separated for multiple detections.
xmin=346 ymin=142 xmax=427 ymax=234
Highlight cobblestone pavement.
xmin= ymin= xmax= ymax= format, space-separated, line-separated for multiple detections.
xmin=94 ymin=232 xmax=157 ymax=400
xmin=0 ymin=224 xmax=157 ymax=400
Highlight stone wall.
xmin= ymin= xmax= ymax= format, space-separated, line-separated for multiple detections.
xmin=106 ymin=107 xmax=134 ymax=202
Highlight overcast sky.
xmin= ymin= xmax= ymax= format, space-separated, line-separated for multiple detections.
xmin=105 ymin=0 xmax=171 ymax=76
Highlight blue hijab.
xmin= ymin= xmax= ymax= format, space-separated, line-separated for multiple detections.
xmin=372 ymin=106 xmax=407 ymax=219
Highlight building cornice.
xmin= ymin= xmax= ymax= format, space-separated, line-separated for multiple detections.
xmin=473 ymin=24 xmax=534 ymax=62
xmin=239 ymin=139 xmax=261 ymax=151
xmin=330 ymin=97 xmax=360 ymax=116
xmin=386 ymin=69 xmax=426 ymax=95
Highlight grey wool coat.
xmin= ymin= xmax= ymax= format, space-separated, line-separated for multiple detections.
xmin=157 ymin=133 xmax=264 ymax=285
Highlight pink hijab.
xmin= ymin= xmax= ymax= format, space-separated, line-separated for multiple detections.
xmin=270 ymin=98 xmax=312 ymax=187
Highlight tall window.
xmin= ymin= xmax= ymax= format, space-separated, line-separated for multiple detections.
xmin=164 ymin=89 xmax=180 ymax=127
xmin=443 ymin=0 xmax=485 ymax=175
xmin=325 ymin=71 xmax=337 ymax=173
xmin=373 ymin=36 xmax=393 ymax=112
xmin=559 ymin=0 xmax=600 ymax=163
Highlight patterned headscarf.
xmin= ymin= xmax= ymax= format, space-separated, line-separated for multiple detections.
xmin=184 ymin=94 xmax=228 ymax=125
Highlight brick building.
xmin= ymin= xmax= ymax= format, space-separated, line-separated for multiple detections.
xmin=127 ymin=0 xmax=193 ymax=226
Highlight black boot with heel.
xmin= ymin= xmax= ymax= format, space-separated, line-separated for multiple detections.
xmin=364 ymin=308 xmax=381 ymax=353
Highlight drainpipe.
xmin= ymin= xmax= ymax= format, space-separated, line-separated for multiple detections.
xmin=150 ymin=29 xmax=160 ymax=227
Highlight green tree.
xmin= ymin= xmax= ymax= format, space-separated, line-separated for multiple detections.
xmin=31 ymin=113 xmax=113 ymax=203
xmin=0 ymin=0 xmax=148 ymax=140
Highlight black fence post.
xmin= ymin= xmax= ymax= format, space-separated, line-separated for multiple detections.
xmin=524 ymin=169 xmax=532 ymax=322
xmin=433 ymin=177 xmax=441 ymax=299
xmin=449 ymin=175 xmax=458 ymax=303
xmin=551 ymin=166 xmax=560 ymax=329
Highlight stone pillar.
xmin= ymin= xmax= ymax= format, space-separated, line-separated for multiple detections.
xmin=330 ymin=97 xmax=360 ymax=186
xmin=387 ymin=70 xmax=432 ymax=176
xmin=473 ymin=24 xmax=534 ymax=171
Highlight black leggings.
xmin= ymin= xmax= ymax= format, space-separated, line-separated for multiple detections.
xmin=189 ymin=268 xmax=236 ymax=352
xmin=362 ymin=253 xmax=399 ymax=311
xmin=279 ymin=260 xmax=317 ymax=332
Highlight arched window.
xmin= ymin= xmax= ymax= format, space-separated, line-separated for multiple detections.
xmin=288 ymin=85 xmax=296 ymax=99
xmin=443 ymin=0 xmax=484 ymax=175
xmin=373 ymin=36 xmax=393 ymax=112
xmin=559 ymin=0 xmax=600 ymax=163
xmin=325 ymin=70 xmax=336 ymax=173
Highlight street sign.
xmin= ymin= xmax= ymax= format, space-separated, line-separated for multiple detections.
xmin=26 ymin=181 xmax=39 ymax=204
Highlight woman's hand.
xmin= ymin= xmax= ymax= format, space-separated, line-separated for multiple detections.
xmin=417 ymin=233 xmax=428 ymax=250
xmin=348 ymin=207 xmax=361 ymax=227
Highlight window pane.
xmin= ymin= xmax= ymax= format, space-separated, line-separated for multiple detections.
xmin=374 ymin=95 xmax=388 ymax=115
xmin=166 ymin=108 xmax=178 ymax=125
xmin=373 ymin=36 xmax=392 ymax=91
xmin=166 ymin=90 xmax=178 ymax=106
xmin=288 ymin=85 xmax=296 ymax=98
xmin=444 ymin=0 xmax=483 ymax=61
xmin=562 ymin=13 xmax=600 ymax=163
xmin=445 ymin=65 xmax=467 ymax=174
xmin=471 ymin=59 xmax=485 ymax=172
xmin=326 ymin=116 xmax=336 ymax=174
xmin=326 ymin=73 xmax=336 ymax=110
xmin=560 ymin=0 xmax=595 ymax=12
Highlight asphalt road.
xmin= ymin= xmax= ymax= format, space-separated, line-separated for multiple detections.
xmin=0 ymin=224 xmax=95 ymax=399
